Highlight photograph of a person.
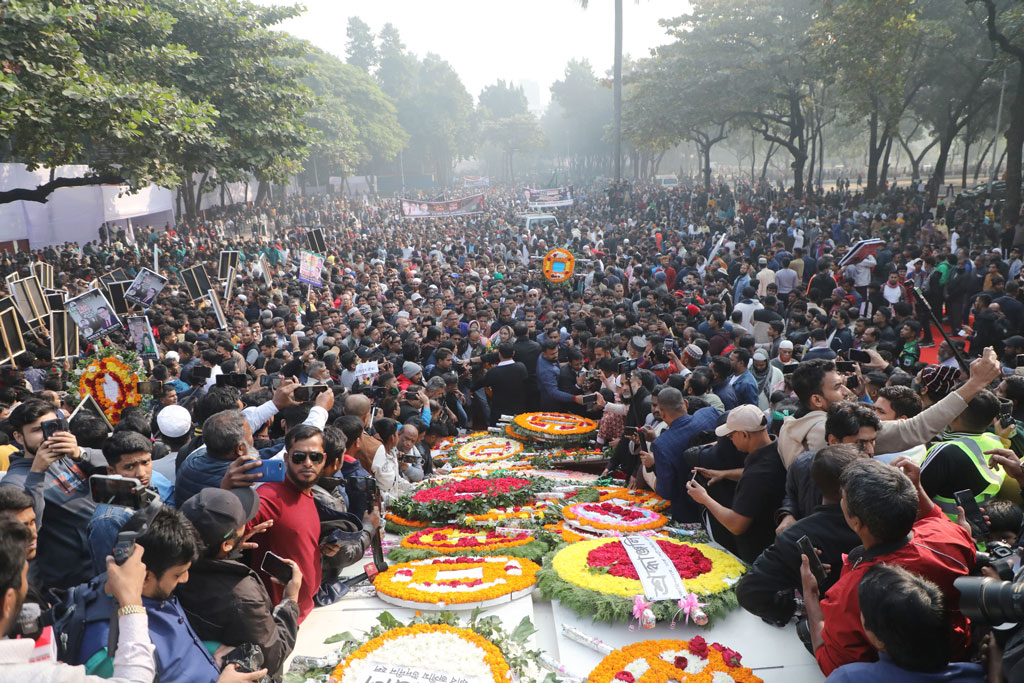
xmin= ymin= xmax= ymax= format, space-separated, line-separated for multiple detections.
xmin=65 ymin=288 xmax=122 ymax=342
xmin=126 ymin=316 xmax=158 ymax=359
xmin=124 ymin=267 xmax=168 ymax=308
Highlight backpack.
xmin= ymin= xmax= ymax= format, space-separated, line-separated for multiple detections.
xmin=48 ymin=572 xmax=117 ymax=666
xmin=925 ymin=267 xmax=944 ymax=296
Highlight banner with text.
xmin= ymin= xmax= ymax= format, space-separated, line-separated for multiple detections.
xmin=525 ymin=186 xmax=574 ymax=209
xmin=401 ymin=193 xmax=486 ymax=218
xmin=619 ymin=535 xmax=686 ymax=601
xmin=463 ymin=175 xmax=489 ymax=187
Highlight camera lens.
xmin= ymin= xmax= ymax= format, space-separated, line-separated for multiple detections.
xmin=955 ymin=576 xmax=1024 ymax=624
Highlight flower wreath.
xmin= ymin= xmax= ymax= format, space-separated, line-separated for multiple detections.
xmin=389 ymin=475 xmax=551 ymax=523
xmin=70 ymin=346 xmax=147 ymax=424
xmin=562 ymin=501 xmax=668 ymax=533
xmin=388 ymin=526 xmax=552 ymax=564
xmin=588 ymin=637 xmax=762 ymax=683
xmin=374 ymin=555 xmax=539 ymax=608
xmin=508 ymin=412 xmax=597 ymax=445
xmin=537 ymin=538 xmax=746 ymax=626
xmin=597 ymin=487 xmax=672 ymax=512
xmin=455 ymin=436 xmax=525 ymax=463
xmin=384 ymin=512 xmax=430 ymax=536
xmin=320 ymin=611 xmax=549 ymax=683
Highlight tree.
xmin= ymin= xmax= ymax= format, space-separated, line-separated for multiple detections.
xmin=813 ymin=0 xmax=924 ymax=197
xmin=0 ymin=0 xmax=215 ymax=205
xmin=156 ymin=0 xmax=316 ymax=215
xmin=549 ymin=59 xmax=613 ymax=179
xmin=299 ymin=48 xmax=406 ymax=184
xmin=663 ymin=0 xmax=819 ymax=197
xmin=402 ymin=54 xmax=477 ymax=185
xmin=346 ymin=17 xmax=378 ymax=73
xmin=970 ymin=0 xmax=1024 ymax=245
xmin=479 ymin=81 xmax=544 ymax=182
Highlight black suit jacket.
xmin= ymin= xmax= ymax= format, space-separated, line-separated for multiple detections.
xmin=512 ymin=338 xmax=541 ymax=381
xmin=473 ymin=362 xmax=529 ymax=425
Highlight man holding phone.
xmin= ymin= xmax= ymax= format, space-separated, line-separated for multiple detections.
xmin=0 ymin=398 xmax=101 ymax=591
xmin=245 ymin=424 xmax=336 ymax=622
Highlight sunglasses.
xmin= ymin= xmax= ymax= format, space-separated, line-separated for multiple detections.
xmin=290 ymin=450 xmax=325 ymax=465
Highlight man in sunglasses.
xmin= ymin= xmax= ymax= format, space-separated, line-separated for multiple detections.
xmin=245 ymin=424 xmax=338 ymax=623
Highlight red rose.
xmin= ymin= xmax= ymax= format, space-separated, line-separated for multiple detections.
xmin=673 ymin=656 xmax=688 ymax=670
xmin=613 ymin=672 xmax=634 ymax=682
xmin=688 ymin=635 xmax=708 ymax=658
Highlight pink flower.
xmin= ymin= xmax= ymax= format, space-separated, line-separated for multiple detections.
xmin=613 ymin=672 xmax=634 ymax=682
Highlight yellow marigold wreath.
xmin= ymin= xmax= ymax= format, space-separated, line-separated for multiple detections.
xmin=588 ymin=638 xmax=762 ymax=683
xmin=329 ymin=623 xmax=511 ymax=683
xmin=374 ymin=555 xmax=539 ymax=606
xmin=512 ymin=412 xmax=597 ymax=436
xmin=551 ymin=538 xmax=745 ymax=599
xmin=401 ymin=527 xmax=535 ymax=553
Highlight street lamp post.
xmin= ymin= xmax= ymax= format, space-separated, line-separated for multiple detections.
xmin=989 ymin=67 xmax=1007 ymax=194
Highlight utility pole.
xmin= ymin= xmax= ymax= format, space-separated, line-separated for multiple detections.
xmin=989 ymin=67 xmax=1007 ymax=194
xmin=613 ymin=0 xmax=622 ymax=183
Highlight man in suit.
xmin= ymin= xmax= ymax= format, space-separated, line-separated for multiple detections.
xmin=97 ymin=306 xmax=117 ymax=329
xmin=511 ymin=322 xmax=541 ymax=408
xmin=473 ymin=342 xmax=528 ymax=425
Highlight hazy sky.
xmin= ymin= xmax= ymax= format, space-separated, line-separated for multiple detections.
xmin=259 ymin=0 xmax=686 ymax=109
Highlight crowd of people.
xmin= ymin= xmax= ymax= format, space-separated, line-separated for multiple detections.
xmin=0 ymin=176 xmax=1021 ymax=682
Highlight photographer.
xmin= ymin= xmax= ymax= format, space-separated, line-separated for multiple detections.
xmin=802 ymin=458 xmax=975 ymax=676
xmin=0 ymin=517 xmax=161 ymax=682
xmin=1 ymin=398 xmax=99 ymax=592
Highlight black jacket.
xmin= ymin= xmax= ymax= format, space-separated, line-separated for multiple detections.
xmin=176 ymin=557 xmax=300 ymax=680
xmin=736 ymin=503 xmax=860 ymax=626
xmin=512 ymin=337 xmax=541 ymax=381
xmin=473 ymin=362 xmax=529 ymax=425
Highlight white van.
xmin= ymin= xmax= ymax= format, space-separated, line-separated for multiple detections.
xmin=654 ymin=174 xmax=679 ymax=188
xmin=515 ymin=213 xmax=559 ymax=232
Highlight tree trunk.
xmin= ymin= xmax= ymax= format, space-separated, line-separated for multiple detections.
xmin=879 ymin=135 xmax=893 ymax=188
xmin=973 ymin=137 xmax=995 ymax=183
xmin=760 ymin=142 xmax=778 ymax=184
xmin=701 ymin=143 xmax=712 ymax=192
xmin=1004 ymin=74 xmax=1024 ymax=245
xmin=817 ymin=125 xmax=825 ymax=189
xmin=927 ymin=124 xmax=958 ymax=211
xmin=865 ymin=111 xmax=885 ymax=198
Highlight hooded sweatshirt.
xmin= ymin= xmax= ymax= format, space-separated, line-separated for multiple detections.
xmin=777 ymin=411 xmax=827 ymax=468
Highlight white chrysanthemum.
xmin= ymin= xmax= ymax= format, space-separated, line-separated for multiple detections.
xmin=340 ymin=631 xmax=494 ymax=683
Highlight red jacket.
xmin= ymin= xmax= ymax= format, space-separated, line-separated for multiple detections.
xmin=815 ymin=504 xmax=975 ymax=676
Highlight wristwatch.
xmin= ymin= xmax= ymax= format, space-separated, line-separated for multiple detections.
xmin=117 ymin=604 xmax=146 ymax=617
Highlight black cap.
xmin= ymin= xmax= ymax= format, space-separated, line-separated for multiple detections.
xmin=179 ymin=487 xmax=260 ymax=550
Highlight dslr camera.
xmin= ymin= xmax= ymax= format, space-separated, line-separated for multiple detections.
xmin=955 ymin=540 xmax=1024 ymax=671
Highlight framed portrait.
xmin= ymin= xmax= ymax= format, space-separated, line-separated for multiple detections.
xmin=31 ymin=262 xmax=54 ymax=290
xmin=65 ymin=288 xmax=123 ymax=342
xmin=125 ymin=315 xmax=158 ymax=360
xmin=218 ymin=251 xmax=240 ymax=281
xmin=306 ymin=228 xmax=326 ymax=255
xmin=0 ymin=308 xmax=25 ymax=365
xmin=50 ymin=310 xmax=80 ymax=360
xmin=11 ymin=276 xmax=50 ymax=327
xmin=124 ymin=268 xmax=167 ymax=309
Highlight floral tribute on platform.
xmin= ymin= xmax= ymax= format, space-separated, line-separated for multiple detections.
xmin=454 ymin=436 xmax=525 ymax=463
xmin=389 ymin=474 xmax=551 ymax=523
xmin=538 ymin=538 xmax=746 ymax=625
xmin=588 ymin=637 xmax=762 ymax=683
xmin=384 ymin=512 xmax=430 ymax=536
xmin=507 ymin=412 xmax=597 ymax=445
xmin=374 ymin=555 xmax=540 ymax=609
xmin=562 ymin=502 xmax=668 ymax=534
xmin=596 ymin=487 xmax=672 ymax=512
xmin=388 ymin=526 xmax=551 ymax=563
xmin=320 ymin=611 xmax=549 ymax=683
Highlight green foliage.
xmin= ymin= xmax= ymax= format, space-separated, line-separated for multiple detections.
xmin=345 ymin=16 xmax=378 ymax=73
xmin=299 ymin=48 xmax=406 ymax=177
xmin=0 ymin=0 xmax=215 ymax=193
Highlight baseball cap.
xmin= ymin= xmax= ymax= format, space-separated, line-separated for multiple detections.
xmin=1004 ymin=335 xmax=1024 ymax=348
xmin=180 ymin=488 xmax=260 ymax=551
xmin=715 ymin=405 xmax=769 ymax=436
xmin=156 ymin=405 xmax=192 ymax=439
